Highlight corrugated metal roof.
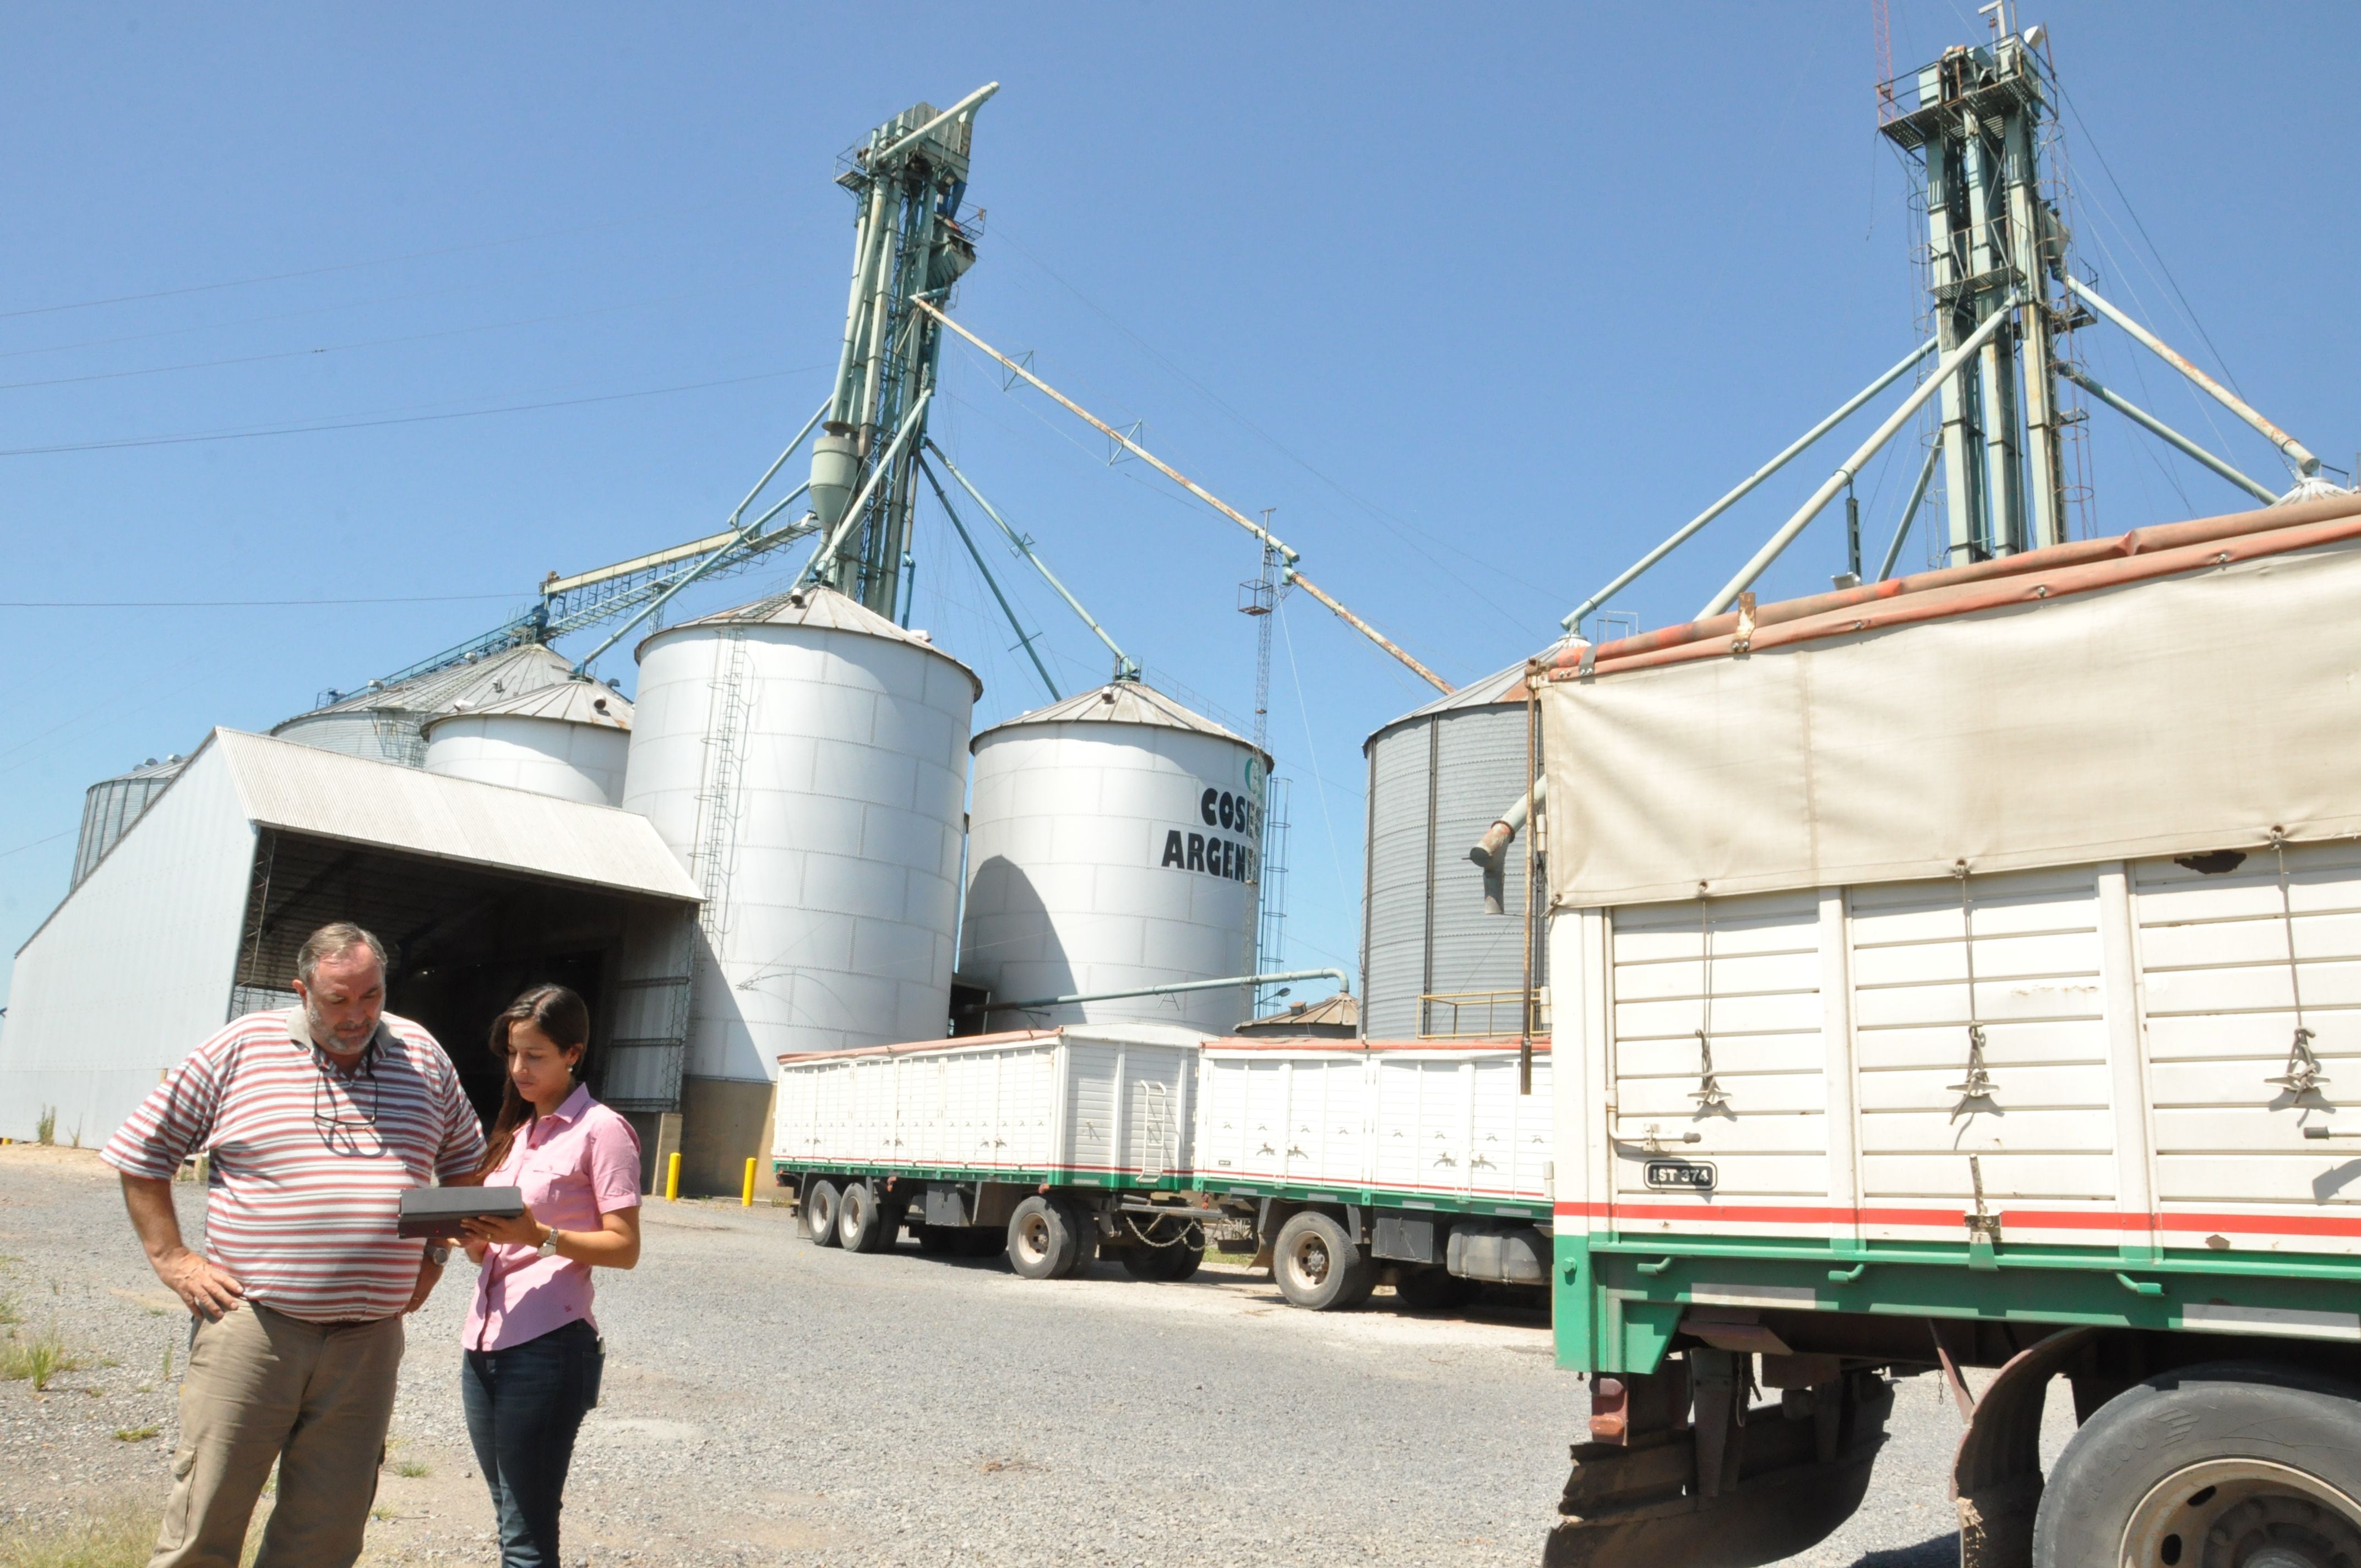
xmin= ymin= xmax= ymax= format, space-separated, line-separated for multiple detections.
xmin=214 ymin=728 xmax=698 ymax=900
xmin=422 ymin=679 xmax=633 ymax=734
xmin=637 ymin=584 xmax=982 ymax=695
xmin=275 ymin=643 xmax=577 ymax=728
xmin=975 ymin=680 xmax=1271 ymax=764
xmin=1237 ymin=992 xmax=1358 ymax=1030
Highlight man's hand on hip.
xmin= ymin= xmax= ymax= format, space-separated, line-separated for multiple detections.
xmin=404 ymin=1254 xmax=443 ymax=1315
xmin=157 ymin=1248 xmax=245 ymax=1320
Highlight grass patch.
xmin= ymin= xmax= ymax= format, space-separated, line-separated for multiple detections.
xmin=112 ymin=1425 xmax=160 ymax=1443
xmin=34 ymin=1106 xmax=55 ymax=1146
xmin=1 ymin=1326 xmax=88 ymax=1391
xmin=389 ymin=1458 xmax=429 ymax=1478
xmin=0 ymin=1294 xmax=21 ymax=1326
xmin=0 ymin=1499 xmax=157 ymax=1568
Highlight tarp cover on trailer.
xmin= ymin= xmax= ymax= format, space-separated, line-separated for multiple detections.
xmin=1541 ymin=531 xmax=2361 ymax=908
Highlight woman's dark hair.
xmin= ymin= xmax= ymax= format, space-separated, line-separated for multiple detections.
xmin=475 ymin=984 xmax=591 ymax=1178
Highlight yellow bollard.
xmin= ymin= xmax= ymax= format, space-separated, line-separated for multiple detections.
xmin=741 ymin=1157 xmax=758 ymax=1206
xmin=665 ymin=1151 xmax=682 ymax=1202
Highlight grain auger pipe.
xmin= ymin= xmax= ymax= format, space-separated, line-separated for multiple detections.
xmin=911 ymin=297 xmax=1453 ymax=693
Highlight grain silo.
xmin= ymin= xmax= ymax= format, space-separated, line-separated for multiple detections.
xmin=624 ymin=584 xmax=979 ymax=1190
xmin=421 ymin=680 xmax=633 ymax=806
xmin=271 ymin=643 xmax=577 ymax=766
xmin=1361 ymin=650 xmax=1559 ymax=1040
xmin=961 ymin=680 xmax=1270 ymax=1033
xmin=70 ymin=754 xmax=188 ymax=889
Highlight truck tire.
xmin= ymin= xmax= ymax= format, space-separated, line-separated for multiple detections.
xmin=1272 ymin=1211 xmax=1378 ymax=1310
xmin=837 ymin=1181 xmax=896 ymax=1253
xmin=2033 ymin=1360 xmax=2361 ymax=1568
xmin=1051 ymin=1197 xmax=1098 ymax=1277
xmin=1007 ymin=1195 xmax=1079 ymax=1280
xmin=803 ymin=1179 xmax=841 ymax=1246
xmin=1393 ymin=1265 xmax=1476 ymax=1311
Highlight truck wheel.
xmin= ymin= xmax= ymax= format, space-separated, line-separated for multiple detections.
xmin=914 ymin=1224 xmax=957 ymax=1255
xmin=1050 ymin=1198 xmax=1098 ymax=1278
xmin=1007 ymin=1195 xmax=1078 ymax=1280
xmin=1272 ymin=1211 xmax=1377 ymax=1310
xmin=1392 ymin=1266 xmax=1476 ymax=1311
xmin=803 ymin=1179 xmax=841 ymax=1246
xmin=837 ymin=1181 xmax=896 ymax=1253
xmin=2033 ymin=1360 xmax=2361 ymax=1568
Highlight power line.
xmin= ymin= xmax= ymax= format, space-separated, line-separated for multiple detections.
xmin=0 ymin=277 xmax=776 ymax=394
xmin=0 ymin=195 xmax=758 ymax=321
xmin=0 ymin=364 xmax=827 ymax=458
xmin=5 ymin=594 xmax=521 ymax=608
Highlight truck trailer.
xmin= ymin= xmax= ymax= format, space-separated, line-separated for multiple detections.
xmin=771 ymin=1025 xmax=1555 ymax=1310
xmin=1535 ymin=495 xmax=2361 ymax=1567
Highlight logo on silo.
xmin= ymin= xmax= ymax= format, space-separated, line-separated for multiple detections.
xmin=1159 ymin=780 xmax=1259 ymax=884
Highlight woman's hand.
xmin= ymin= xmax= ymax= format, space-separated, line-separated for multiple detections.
xmin=461 ymin=1203 xmax=543 ymax=1248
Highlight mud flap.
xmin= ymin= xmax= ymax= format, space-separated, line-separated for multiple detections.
xmin=1950 ymin=1327 xmax=2095 ymax=1568
xmin=1543 ymin=1368 xmax=1893 ymax=1568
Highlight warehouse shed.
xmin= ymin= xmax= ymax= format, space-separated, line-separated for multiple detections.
xmin=0 ymin=728 xmax=700 ymax=1153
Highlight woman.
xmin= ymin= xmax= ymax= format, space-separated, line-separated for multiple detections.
xmin=459 ymin=984 xmax=643 ymax=1568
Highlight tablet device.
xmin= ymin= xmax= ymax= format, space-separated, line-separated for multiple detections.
xmin=397 ymin=1185 xmax=526 ymax=1239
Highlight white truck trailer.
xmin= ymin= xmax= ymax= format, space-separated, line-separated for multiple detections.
xmin=773 ymin=1023 xmax=1213 ymax=1278
xmin=1533 ymin=494 xmax=2361 ymax=1567
xmin=772 ymin=1026 xmax=1558 ymax=1309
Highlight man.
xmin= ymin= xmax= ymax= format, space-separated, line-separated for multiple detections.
xmin=104 ymin=922 xmax=486 ymax=1568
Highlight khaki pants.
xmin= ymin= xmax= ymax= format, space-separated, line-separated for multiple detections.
xmin=151 ymin=1302 xmax=405 ymax=1568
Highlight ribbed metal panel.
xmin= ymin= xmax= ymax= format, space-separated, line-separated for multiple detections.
xmin=71 ymin=756 xmax=187 ymax=888
xmin=1361 ymin=720 xmax=1434 ymax=1038
xmin=1361 ymin=684 xmax=1550 ymax=1041
xmin=1424 ymin=707 xmax=1546 ymax=1032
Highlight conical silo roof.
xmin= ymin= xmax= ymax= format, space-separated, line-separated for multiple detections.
xmin=1362 ymin=638 xmax=1574 ymax=752
xmin=635 ymin=584 xmax=981 ymax=696
xmin=424 ymin=679 xmax=633 ymax=735
xmin=975 ymin=680 xmax=1271 ymax=767
xmin=275 ymin=642 xmax=579 ymax=731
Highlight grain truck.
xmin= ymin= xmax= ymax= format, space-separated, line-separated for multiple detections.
xmin=771 ymin=1025 xmax=1555 ymax=1308
xmin=1532 ymin=495 xmax=2361 ymax=1567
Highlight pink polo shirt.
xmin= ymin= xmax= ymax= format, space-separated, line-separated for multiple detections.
xmin=464 ymin=1085 xmax=641 ymax=1353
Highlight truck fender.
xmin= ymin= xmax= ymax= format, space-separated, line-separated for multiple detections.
xmin=1950 ymin=1326 xmax=2096 ymax=1568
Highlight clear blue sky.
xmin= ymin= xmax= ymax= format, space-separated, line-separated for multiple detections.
xmin=4 ymin=3 xmax=2353 ymax=1008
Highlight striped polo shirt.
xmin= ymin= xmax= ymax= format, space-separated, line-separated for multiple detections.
xmin=103 ymin=1008 xmax=487 ymax=1322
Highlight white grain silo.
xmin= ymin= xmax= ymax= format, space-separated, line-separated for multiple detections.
xmin=272 ymin=643 xmax=577 ymax=766
xmin=70 ymin=753 xmax=188 ymax=888
xmin=624 ymin=584 xmax=980 ymax=1188
xmin=960 ymin=680 xmax=1271 ymax=1033
xmin=421 ymin=680 xmax=633 ymax=806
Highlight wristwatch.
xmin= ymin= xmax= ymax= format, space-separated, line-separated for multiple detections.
xmin=426 ymin=1243 xmax=451 ymax=1266
xmin=536 ymin=1226 xmax=561 ymax=1259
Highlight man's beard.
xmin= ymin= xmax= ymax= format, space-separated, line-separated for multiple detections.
xmin=307 ymin=1000 xmax=374 ymax=1052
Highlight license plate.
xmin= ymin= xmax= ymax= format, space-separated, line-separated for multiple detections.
xmin=1644 ymin=1159 xmax=1717 ymax=1191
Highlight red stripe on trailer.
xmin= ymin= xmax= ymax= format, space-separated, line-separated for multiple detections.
xmin=1555 ymin=1200 xmax=2361 ymax=1239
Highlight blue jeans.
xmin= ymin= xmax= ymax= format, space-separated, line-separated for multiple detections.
xmin=461 ymin=1319 xmax=602 ymax=1568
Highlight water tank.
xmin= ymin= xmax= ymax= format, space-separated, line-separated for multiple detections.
xmin=1361 ymin=651 xmax=1559 ymax=1040
xmin=624 ymin=585 xmax=980 ymax=1079
xmin=421 ymin=681 xmax=633 ymax=806
xmin=961 ymin=681 xmax=1271 ymax=1033
xmin=72 ymin=753 xmax=187 ymax=888
xmin=272 ymin=643 xmax=576 ymax=766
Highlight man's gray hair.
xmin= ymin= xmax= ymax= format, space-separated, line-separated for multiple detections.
xmin=296 ymin=922 xmax=388 ymax=985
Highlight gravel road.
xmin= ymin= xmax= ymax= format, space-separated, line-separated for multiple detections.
xmin=1 ymin=1145 xmax=2062 ymax=1565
